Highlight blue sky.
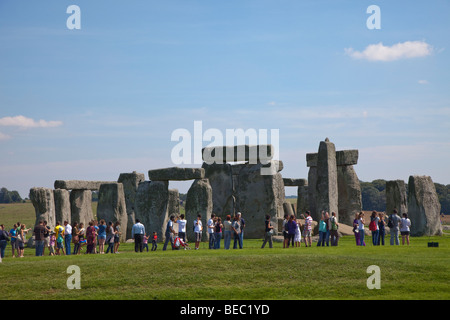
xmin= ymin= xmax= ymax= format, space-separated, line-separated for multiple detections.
xmin=1 ymin=0 xmax=449 ymax=197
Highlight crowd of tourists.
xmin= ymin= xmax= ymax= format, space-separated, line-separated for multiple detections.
xmin=0 ymin=208 xmax=413 ymax=260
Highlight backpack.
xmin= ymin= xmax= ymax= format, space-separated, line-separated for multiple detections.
xmin=387 ymin=215 xmax=394 ymax=228
xmin=369 ymin=219 xmax=377 ymax=231
xmin=331 ymin=217 xmax=338 ymax=231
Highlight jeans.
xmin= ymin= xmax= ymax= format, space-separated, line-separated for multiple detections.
xmin=324 ymin=230 xmax=330 ymax=246
xmin=106 ymin=242 xmax=114 ymax=253
xmin=359 ymin=230 xmax=365 ymax=246
xmin=208 ymin=232 xmax=216 ymax=249
xmin=233 ymin=232 xmax=242 ymax=249
xmin=65 ymin=234 xmax=72 ymax=255
xmin=214 ymin=232 xmax=222 ymax=249
xmin=0 ymin=240 xmax=7 ymax=258
xmin=317 ymin=231 xmax=326 ymax=246
xmin=261 ymin=232 xmax=273 ymax=248
xmin=239 ymin=231 xmax=244 ymax=249
xmin=151 ymin=241 xmax=157 ymax=251
xmin=378 ymin=229 xmax=385 ymax=245
xmin=330 ymin=230 xmax=339 ymax=246
xmin=390 ymin=229 xmax=400 ymax=245
xmin=35 ymin=240 xmax=44 ymax=256
xmin=73 ymin=243 xmax=80 ymax=254
xmin=372 ymin=230 xmax=379 ymax=246
xmin=224 ymin=230 xmax=231 ymax=249
xmin=163 ymin=232 xmax=174 ymax=251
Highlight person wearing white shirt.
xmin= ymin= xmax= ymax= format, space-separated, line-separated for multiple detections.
xmin=194 ymin=214 xmax=203 ymax=250
xmin=176 ymin=214 xmax=187 ymax=242
xmin=400 ymin=213 xmax=412 ymax=246
xmin=64 ymin=221 xmax=72 ymax=256
xmin=207 ymin=214 xmax=216 ymax=249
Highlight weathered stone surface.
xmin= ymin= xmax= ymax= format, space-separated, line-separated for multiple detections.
xmin=236 ymin=163 xmax=285 ymax=238
xmin=70 ymin=190 xmax=94 ymax=226
xmin=97 ymin=183 xmax=128 ymax=242
xmin=54 ymin=180 xmax=114 ymax=190
xmin=168 ymin=189 xmax=180 ymax=216
xmin=202 ymin=144 xmax=274 ymax=164
xmin=337 ymin=165 xmax=362 ymax=226
xmin=306 ymin=150 xmax=358 ymax=167
xmin=307 ymin=166 xmax=317 ymax=218
xmin=297 ymin=185 xmax=309 ymax=215
xmin=134 ymin=180 xmax=169 ymax=242
xmin=314 ymin=139 xmax=339 ymax=221
xmin=386 ymin=180 xmax=407 ymax=216
xmin=407 ymin=175 xmax=442 ymax=236
xmin=118 ymin=171 xmax=146 ymax=239
xmin=54 ymin=189 xmax=71 ymax=225
xmin=202 ymin=163 xmax=234 ymax=219
xmin=283 ymin=178 xmax=307 ymax=187
xmin=185 ymin=179 xmax=213 ymax=242
xmin=148 ymin=167 xmax=205 ymax=181
xmin=30 ymin=187 xmax=55 ymax=227
xmin=283 ymin=201 xmax=294 ymax=217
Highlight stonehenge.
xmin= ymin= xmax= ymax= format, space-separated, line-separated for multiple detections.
xmin=27 ymin=141 xmax=444 ymax=243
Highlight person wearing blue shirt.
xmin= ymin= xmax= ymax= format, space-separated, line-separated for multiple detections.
xmin=132 ymin=219 xmax=145 ymax=252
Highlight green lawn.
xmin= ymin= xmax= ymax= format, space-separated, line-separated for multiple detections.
xmin=1 ymin=202 xmax=449 ymax=300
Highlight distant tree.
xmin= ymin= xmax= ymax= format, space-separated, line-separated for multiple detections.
xmin=0 ymin=187 xmax=23 ymax=203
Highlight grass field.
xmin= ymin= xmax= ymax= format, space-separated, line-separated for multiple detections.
xmin=1 ymin=202 xmax=449 ymax=300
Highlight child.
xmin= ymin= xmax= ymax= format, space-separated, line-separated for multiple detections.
xmin=151 ymin=232 xmax=158 ymax=251
xmin=143 ymin=234 xmax=149 ymax=252
xmin=49 ymin=232 xmax=56 ymax=256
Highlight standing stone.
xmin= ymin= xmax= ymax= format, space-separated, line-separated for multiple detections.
xmin=236 ymin=162 xmax=285 ymax=238
xmin=118 ymin=171 xmax=146 ymax=239
xmin=30 ymin=187 xmax=56 ymax=227
xmin=307 ymin=166 xmax=318 ymax=218
xmin=283 ymin=202 xmax=294 ymax=217
xmin=315 ymin=138 xmax=338 ymax=221
xmin=168 ymin=189 xmax=180 ymax=215
xmin=337 ymin=165 xmax=362 ymax=226
xmin=407 ymin=175 xmax=442 ymax=236
xmin=185 ymin=179 xmax=213 ymax=242
xmin=70 ymin=190 xmax=94 ymax=226
xmin=297 ymin=184 xmax=309 ymax=216
xmin=386 ymin=180 xmax=408 ymax=216
xmin=54 ymin=189 xmax=71 ymax=225
xmin=202 ymin=162 xmax=234 ymax=220
xmin=97 ymin=183 xmax=128 ymax=242
xmin=134 ymin=181 xmax=169 ymax=242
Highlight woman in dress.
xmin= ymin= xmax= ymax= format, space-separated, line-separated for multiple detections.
xmin=294 ymin=217 xmax=302 ymax=247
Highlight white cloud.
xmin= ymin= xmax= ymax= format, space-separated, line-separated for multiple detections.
xmin=0 ymin=115 xmax=63 ymax=128
xmin=345 ymin=41 xmax=432 ymax=61
xmin=418 ymin=80 xmax=429 ymax=85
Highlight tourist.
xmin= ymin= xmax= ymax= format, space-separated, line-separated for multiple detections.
xmin=207 ymin=213 xmax=216 ymax=249
xmin=97 ymin=220 xmax=107 ymax=254
xmin=86 ymin=221 xmax=96 ymax=254
xmin=317 ymin=212 xmax=327 ymax=247
xmin=323 ymin=212 xmax=331 ymax=246
xmin=72 ymin=222 xmax=80 ymax=255
xmin=369 ymin=211 xmax=380 ymax=246
xmin=282 ymin=213 xmax=289 ymax=248
xmin=143 ymin=234 xmax=149 ymax=252
xmin=151 ymin=231 xmax=158 ymax=251
xmin=261 ymin=214 xmax=274 ymax=249
xmin=163 ymin=215 xmax=176 ymax=251
xmin=105 ymin=221 xmax=115 ymax=254
xmin=113 ymin=221 xmax=121 ymax=253
xmin=214 ymin=217 xmax=223 ymax=249
xmin=353 ymin=213 xmax=360 ymax=246
xmin=400 ymin=213 xmax=411 ymax=245
xmin=0 ymin=224 xmax=9 ymax=259
xmin=131 ymin=219 xmax=145 ymax=253
xmin=303 ymin=211 xmax=313 ymax=247
xmin=232 ymin=216 xmax=242 ymax=249
xmin=294 ymin=218 xmax=302 ymax=247
xmin=64 ymin=221 xmax=72 ymax=255
xmin=49 ymin=232 xmax=56 ymax=256
xmin=357 ymin=212 xmax=366 ymax=246
xmin=43 ymin=221 xmax=51 ymax=256
xmin=223 ymin=215 xmax=232 ymax=250
xmin=329 ymin=212 xmax=340 ymax=246
xmin=175 ymin=214 xmax=187 ymax=242
xmin=9 ymin=224 xmax=18 ymax=258
xmin=93 ymin=220 xmax=99 ymax=254
xmin=54 ymin=221 xmax=65 ymax=256
xmin=77 ymin=223 xmax=85 ymax=254
xmin=387 ymin=209 xmax=401 ymax=245
xmin=237 ymin=212 xmax=245 ymax=249
xmin=287 ymin=215 xmax=297 ymax=248
xmin=19 ymin=224 xmax=31 ymax=257
xmin=194 ymin=214 xmax=203 ymax=250
xmin=33 ymin=220 xmax=46 ymax=256
xmin=377 ymin=212 xmax=386 ymax=246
